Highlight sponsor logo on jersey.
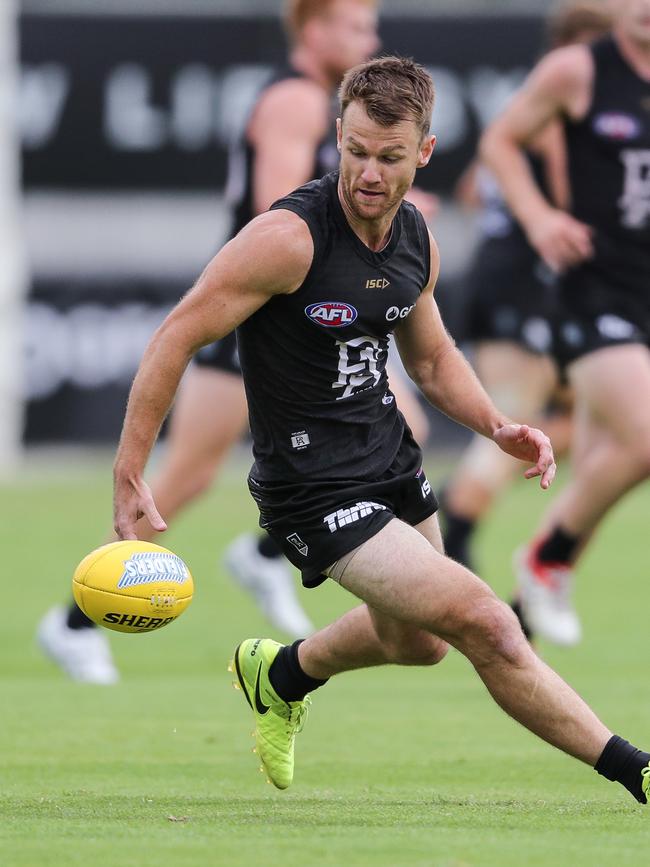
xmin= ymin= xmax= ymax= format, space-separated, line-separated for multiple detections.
xmin=323 ymin=501 xmax=387 ymax=533
xmin=365 ymin=278 xmax=391 ymax=289
xmin=593 ymin=112 xmax=641 ymax=141
xmin=619 ymin=149 xmax=650 ymax=228
xmin=117 ymin=552 xmax=190 ymax=588
xmin=305 ymin=302 xmax=358 ymax=328
xmin=386 ymin=303 xmax=416 ymax=322
xmin=286 ymin=533 xmax=309 ymax=557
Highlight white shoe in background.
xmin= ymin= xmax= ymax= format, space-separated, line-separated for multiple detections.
xmin=224 ymin=534 xmax=315 ymax=640
xmin=37 ymin=606 xmax=120 ymax=684
xmin=514 ymin=545 xmax=581 ymax=647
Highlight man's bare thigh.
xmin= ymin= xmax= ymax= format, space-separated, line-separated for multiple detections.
xmin=326 ymin=516 xmax=497 ymax=641
xmin=569 ymin=343 xmax=650 ymax=446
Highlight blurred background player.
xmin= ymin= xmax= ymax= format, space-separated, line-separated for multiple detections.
xmin=439 ymin=1 xmax=611 ymax=632
xmin=37 ymin=0 xmax=435 ymax=683
xmin=480 ymin=0 xmax=650 ymax=645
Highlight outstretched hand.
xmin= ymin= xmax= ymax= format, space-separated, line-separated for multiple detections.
xmin=493 ymin=423 xmax=556 ymax=490
xmin=113 ymin=473 xmax=167 ymax=540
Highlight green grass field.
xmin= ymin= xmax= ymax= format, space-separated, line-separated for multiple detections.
xmin=2 ymin=450 xmax=649 ymax=866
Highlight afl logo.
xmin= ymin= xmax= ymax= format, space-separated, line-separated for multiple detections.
xmin=305 ymin=302 xmax=358 ymax=328
xmin=593 ymin=113 xmax=641 ymax=141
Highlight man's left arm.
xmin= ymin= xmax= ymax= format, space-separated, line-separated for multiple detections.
xmin=394 ymin=234 xmax=556 ymax=489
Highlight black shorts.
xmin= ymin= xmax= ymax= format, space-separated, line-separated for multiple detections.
xmin=460 ymin=234 xmax=558 ymax=355
xmin=247 ymin=436 xmax=438 ymax=588
xmin=555 ymin=261 xmax=650 ymax=367
xmin=194 ymin=332 xmax=241 ymax=376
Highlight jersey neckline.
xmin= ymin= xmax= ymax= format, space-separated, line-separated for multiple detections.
xmin=609 ymin=33 xmax=650 ymax=86
xmin=329 ymin=172 xmax=403 ymax=267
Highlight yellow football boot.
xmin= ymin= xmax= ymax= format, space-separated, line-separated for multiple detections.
xmin=231 ymin=638 xmax=310 ymax=789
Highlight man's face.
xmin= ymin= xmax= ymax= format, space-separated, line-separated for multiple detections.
xmin=336 ymin=101 xmax=435 ymax=223
xmin=315 ymin=0 xmax=380 ymax=80
xmin=614 ymin=0 xmax=650 ymax=45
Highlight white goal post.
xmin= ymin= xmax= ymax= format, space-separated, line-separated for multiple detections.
xmin=0 ymin=0 xmax=27 ymax=477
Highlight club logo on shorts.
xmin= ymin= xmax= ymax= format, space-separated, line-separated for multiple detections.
xmin=593 ymin=113 xmax=641 ymax=141
xmin=286 ymin=533 xmax=309 ymax=557
xmin=323 ymin=501 xmax=387 ymax=533
xmin=305 ymin=302 xmax=358 ymax=328
xmin=561 ymin=321 xmax=585 ymax=348
xmin=596 ymin=314 xmax=637 ymax=340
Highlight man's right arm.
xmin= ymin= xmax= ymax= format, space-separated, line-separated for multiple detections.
xmin=113 ymin=210 xmax=313 ymax=539
xmin=479 ymin=44 xmax=594 ymax=271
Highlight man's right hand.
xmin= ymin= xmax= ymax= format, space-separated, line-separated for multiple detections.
xmin=113 ymin=472 xmax=167 ymax=540
xmin=526 ymin=207 xmax=594 ymax=272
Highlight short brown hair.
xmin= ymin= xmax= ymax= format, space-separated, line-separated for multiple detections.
xmin=548 ymin=1 xmax=612 ymax=48
xmin=284 ymin=0 xmax=378 ymax=43
xmin=339 ymin=56 xmax=435 ymax=140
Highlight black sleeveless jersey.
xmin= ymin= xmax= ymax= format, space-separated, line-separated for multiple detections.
xmin=226 ymin=67 xmax=339 ymax=238
xmin=564 ymin=36 xmax=650 ymax=288
xmin=237 ymin=172 xmax=431 ymax=484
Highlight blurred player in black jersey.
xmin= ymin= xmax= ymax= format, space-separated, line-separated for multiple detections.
xmin=481 ymin=0 xmax=650 ymax=646
xmin=440 ymin=2 xmax=611 ymax=624
xmin=112 ymin=56 xmax=650 ymax=805
xmin=37 ymin=0 xmax=383 ymax=682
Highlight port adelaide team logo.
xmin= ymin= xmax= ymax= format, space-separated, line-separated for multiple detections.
xmin=305 ymin=301 xmax=358 ymax=328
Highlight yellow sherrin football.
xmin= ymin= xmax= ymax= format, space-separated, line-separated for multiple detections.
xmin=72 ymin=540 xmax=194 ymax=634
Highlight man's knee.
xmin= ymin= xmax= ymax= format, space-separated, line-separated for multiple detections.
xmin=457 ymin=596 xmax=528 ymax=667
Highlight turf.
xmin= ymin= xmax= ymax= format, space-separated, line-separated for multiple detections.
xmin=1 ymin=450 xmax=649 ymax=866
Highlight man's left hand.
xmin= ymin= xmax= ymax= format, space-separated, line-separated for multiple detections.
xmin=493 ymin=423 xmax=556 ymax=490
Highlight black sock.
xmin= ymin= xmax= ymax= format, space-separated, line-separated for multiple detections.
xmin=257 ymin=534 xmax=283 ymax=560
xmin=441 ymin=509 xmax=476 ymax=570
xmin=269 ymin=640 xmax=328 ymax=702
xmin=537 ymin=527 xmax=580 ymax=565
xmin=510 ymin=598 xmax=534 ymax=641
xmin=595 ymin=735 xmax=650 ymax=803
xmin=66 ymin=601 xmax=95 ymax=630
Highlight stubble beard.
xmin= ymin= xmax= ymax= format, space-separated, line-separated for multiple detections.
xmin=339 ymin=168 xmax=416 ymax=226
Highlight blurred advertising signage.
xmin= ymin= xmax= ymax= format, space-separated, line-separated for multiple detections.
xmin=20 ymin=13 xmax=543 ymax=193
xmin=24 ymin=277 xmax=178 ymax=443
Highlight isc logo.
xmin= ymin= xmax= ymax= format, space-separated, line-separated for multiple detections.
xmin=305 ymin=302 xmax=358 ymax=328
xmin=365 ymin=278 xmax=390 ymax=289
